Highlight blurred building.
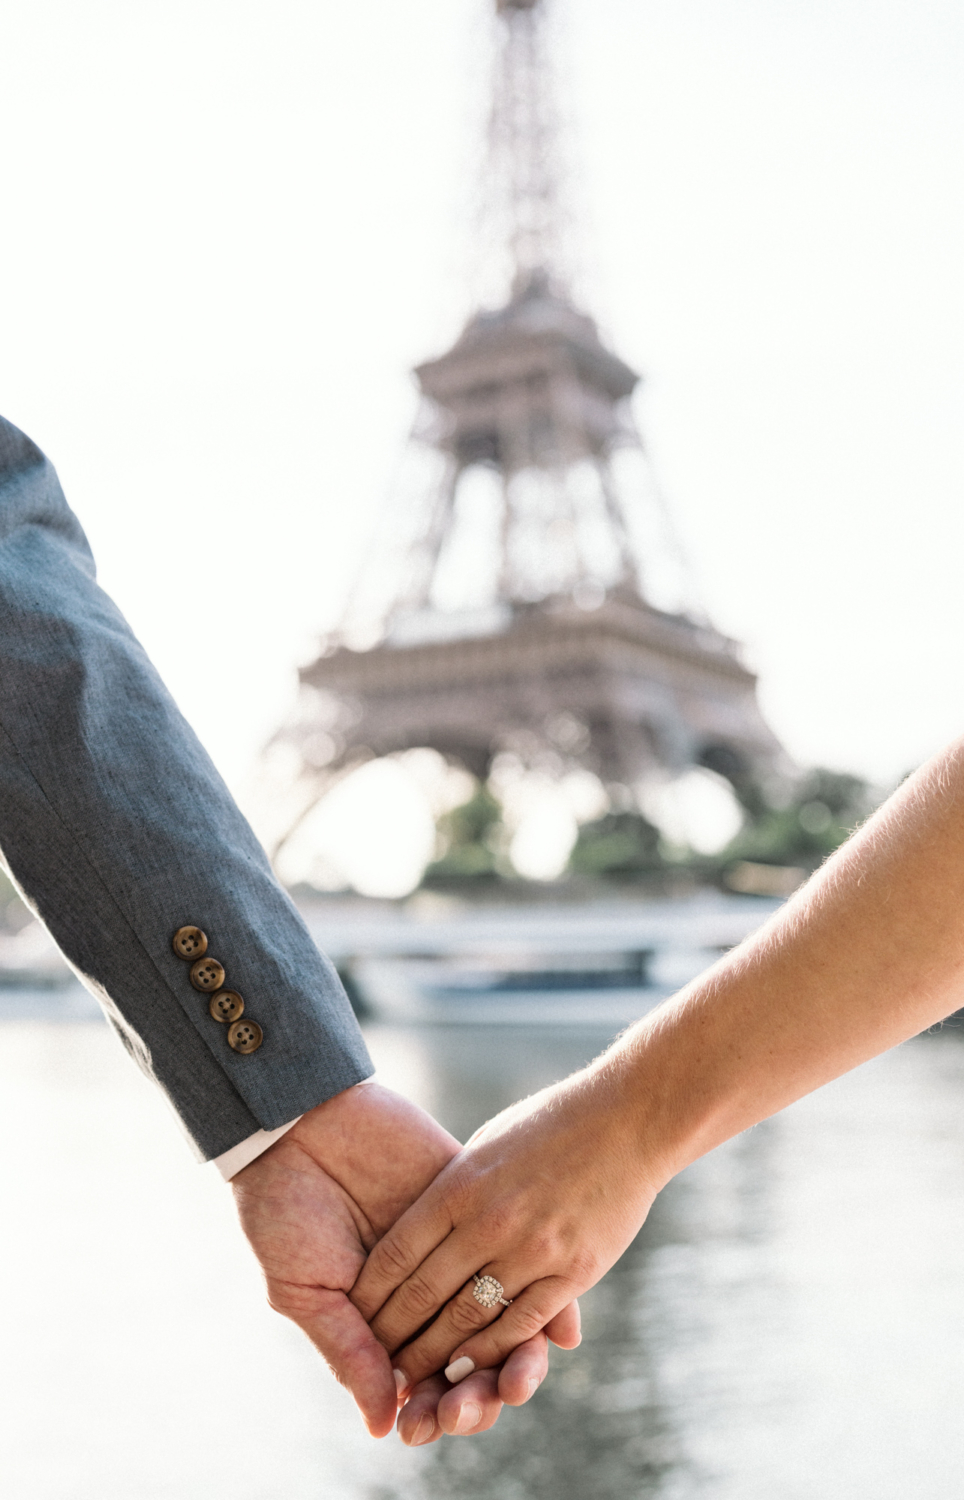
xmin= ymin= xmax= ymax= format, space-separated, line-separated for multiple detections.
xmin=266 ymin=0 xmax=781 ymax=863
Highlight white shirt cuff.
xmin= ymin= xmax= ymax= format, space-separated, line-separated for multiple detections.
xmin=213 ymin=1116 xmax=302 ymax=1181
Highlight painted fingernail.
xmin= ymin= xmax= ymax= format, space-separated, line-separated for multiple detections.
xmin=393 ymin=1369 xmax=409 ymax=1401
xmin=454 ymin=1401 xmax=482 ymax=1435
xmin=412 ymin=1413 xmax=435 ymax=1446
xmin=444 ymin=1355 xmax=476 ymax=1384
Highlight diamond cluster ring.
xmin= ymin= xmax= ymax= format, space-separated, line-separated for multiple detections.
xmin=472 ymin=1272 xmax=513 ymax=1309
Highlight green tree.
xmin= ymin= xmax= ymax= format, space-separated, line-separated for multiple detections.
xmin=568 ymin=810 xmax=663 ymax=878
xmin=423 ymin=785 xmax=506 ymax=882
xmin=721 ymin=767 xmax=874 ymax=873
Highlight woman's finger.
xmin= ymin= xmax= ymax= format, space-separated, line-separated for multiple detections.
xmin=397 ymin=1368 xmax=503 ymax=1444
xmin=393 ymin=1272 xmax=574 ymax=1393
xmin=545 ymin=1297 xmax=581 ymax=1350
xmin=369 ymin=1233 xmax=496 ymax=1354
xmin=351 ymin=1181 xmax=455 ymax=1322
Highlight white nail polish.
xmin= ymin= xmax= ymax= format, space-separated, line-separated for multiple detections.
xmin=393 ymin=1369 xmax=409 ymax=1399
xmin=444 ymin=1355 xmax=476 ymax=1384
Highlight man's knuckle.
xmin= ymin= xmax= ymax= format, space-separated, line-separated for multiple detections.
xmin=265 ymin=1279 xmax=315 ymax=1321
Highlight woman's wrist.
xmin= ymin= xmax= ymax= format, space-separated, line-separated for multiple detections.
xmin=555 ymin=1037 xmax=679 ymax=1206
xmin=589 ymin=971 xmax=753 ymax=1195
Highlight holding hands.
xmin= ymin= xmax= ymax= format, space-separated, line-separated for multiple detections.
xmin=354 ymin=741 xmax=964 ymax=1421
xmin=238 ymin=738 xmax=964 ymax=1446
xmin=352 ymin=1062 xmax=657 ymax=1399
xmin=232 ymin=1079 xmax=581 ymax=1444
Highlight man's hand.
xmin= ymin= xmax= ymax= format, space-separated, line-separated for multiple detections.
xmin=231 ymin=1080 xmax=577 ymax=1441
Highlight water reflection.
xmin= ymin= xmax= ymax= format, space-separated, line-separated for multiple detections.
xmin=5 ymin=1005 xmax=964 ymax=1497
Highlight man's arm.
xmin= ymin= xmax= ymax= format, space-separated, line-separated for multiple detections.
xmin=0 ymin=415 xmax=370 ymax=1158
xmin=0 ymin=413 xmax=572 ymax=1435
xmin=232 ymin=1081 xmax=577 ymax=1439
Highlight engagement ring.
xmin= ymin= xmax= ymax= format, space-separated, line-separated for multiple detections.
xmin=473 ymin=1272 xmax=512 ymax=1309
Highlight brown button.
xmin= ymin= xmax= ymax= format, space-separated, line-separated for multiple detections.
xmin=190 ymin=957 xmax=226 ymax=992
xmin=172 ymin=926 xmax=208 ymax=960
xmin=228 ymin=1019 xmax=263 ymax=1054
xmin=209 ymin=990 xmax=244 ymax=1024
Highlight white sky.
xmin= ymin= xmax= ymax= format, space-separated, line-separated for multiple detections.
xmin=1 ymin=0 xmax=962 ymax=801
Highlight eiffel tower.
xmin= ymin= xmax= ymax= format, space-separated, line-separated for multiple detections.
xmin=266 ymin=0 xmax=782 ymax=863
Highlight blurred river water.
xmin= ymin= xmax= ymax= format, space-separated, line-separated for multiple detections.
xmin=4 ymin=992 xmax=964 ymax=1498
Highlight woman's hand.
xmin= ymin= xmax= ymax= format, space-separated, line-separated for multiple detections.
xmin=348 ymin=739 xmax=964 ymax=1400
xmin=350 ymin=1062 xmax=660 ymax=1394
xmin=352 ymin=739 xmax=964 ymax=1398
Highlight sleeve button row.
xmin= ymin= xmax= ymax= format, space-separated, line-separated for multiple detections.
xmin=172 ymin=927 xmax=264 ymax=1054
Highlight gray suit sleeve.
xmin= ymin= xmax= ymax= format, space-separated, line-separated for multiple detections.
xmin=0 ymin=415 xmax=373 ymax=1160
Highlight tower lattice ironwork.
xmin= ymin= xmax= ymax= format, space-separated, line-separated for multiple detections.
xmin=263 ymin=0 xmax=783 ymax=864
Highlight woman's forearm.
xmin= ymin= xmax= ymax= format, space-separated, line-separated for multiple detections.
xmin=354 ymin=736 xmax=964 ymax=1393
xmin=604 ymin=737 xmax=964 ymax=1186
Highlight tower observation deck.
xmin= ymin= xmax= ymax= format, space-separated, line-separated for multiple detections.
xmin=267 ymin=0 xmax=782 ymax=863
